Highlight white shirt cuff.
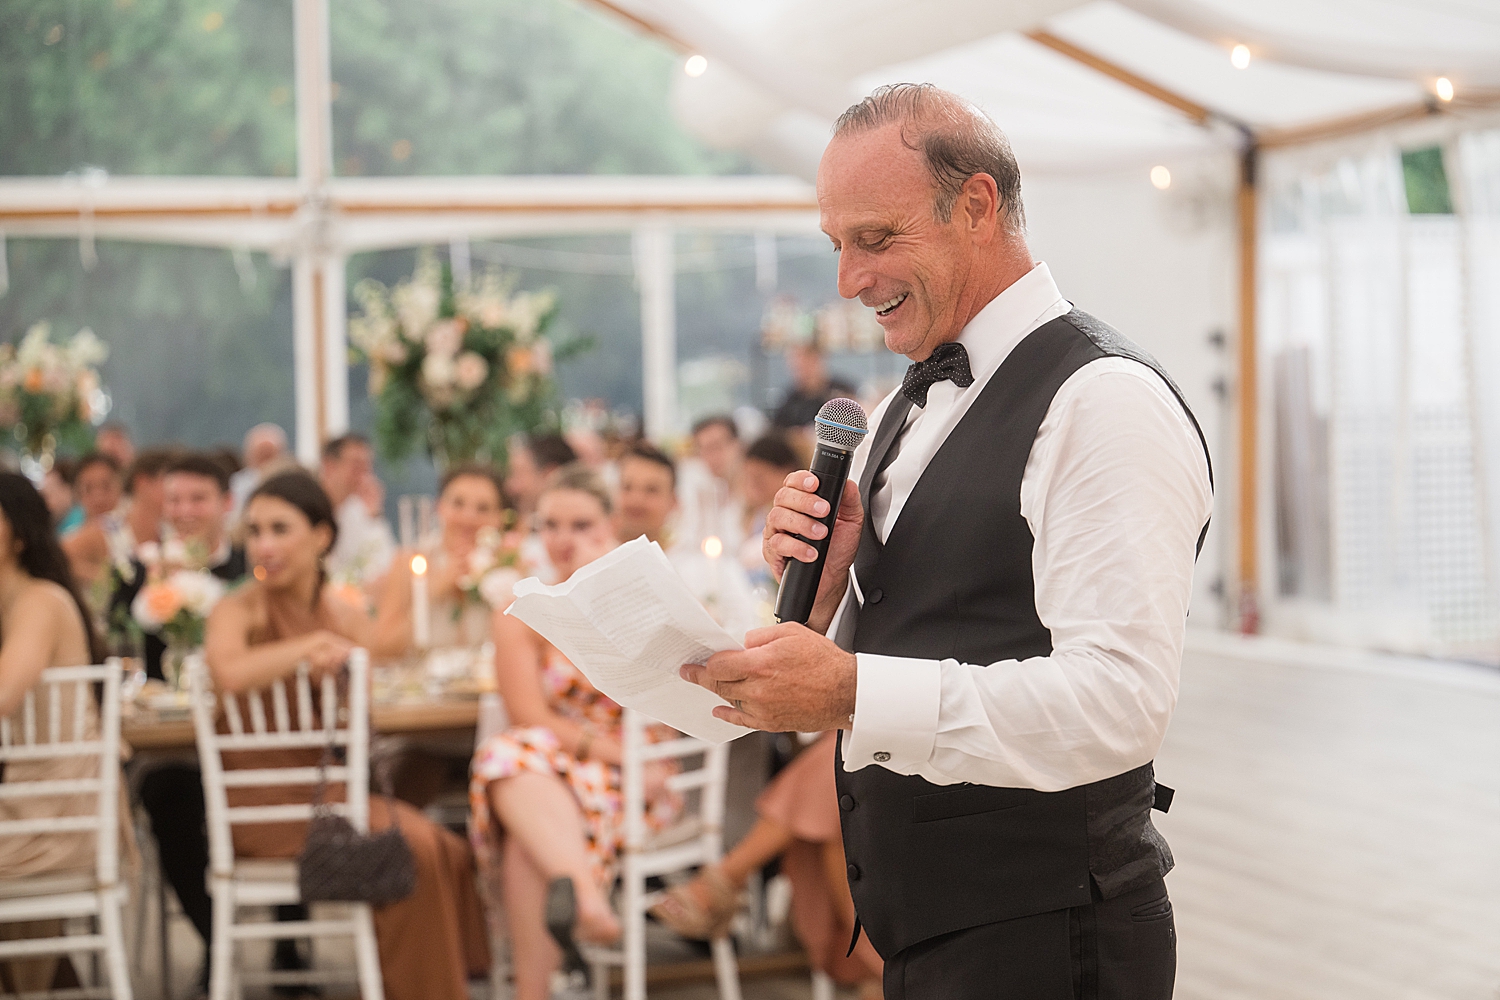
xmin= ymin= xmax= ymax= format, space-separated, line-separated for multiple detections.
xmin=843 ymin=653 xmax=941 ymax=772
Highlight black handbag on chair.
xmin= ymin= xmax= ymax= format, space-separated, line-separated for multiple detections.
xmin=296 ymin=678 xmax=417 ymax=907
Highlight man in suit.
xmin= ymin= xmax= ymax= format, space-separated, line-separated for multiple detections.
xmin=681 ymin=84 xmax=1212 ymax=998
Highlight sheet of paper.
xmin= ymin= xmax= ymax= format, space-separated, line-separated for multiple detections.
xmin=505 ymin=536 xmax=752 ymax=743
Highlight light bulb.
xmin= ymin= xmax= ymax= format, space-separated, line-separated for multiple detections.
xmin=1151 ymin=165 xmax=1172 ymax=190
xmin=1436 ymin=77 xmax=1455 ymax=102
xmin=411 ymin=554 xmax=428 ymax=575
xmin=1231 ymin=44 xmax=1251 ymax=70
xmin=684 ymin=54 xmax=708 ymax=78
xmin=702 ymin=535 xmax=724 ymax=558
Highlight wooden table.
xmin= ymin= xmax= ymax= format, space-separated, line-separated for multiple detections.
xmin=122 ymin=698 xmax=481 ymax=751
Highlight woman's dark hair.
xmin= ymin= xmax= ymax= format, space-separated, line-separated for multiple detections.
xmin=0 ymin=473 xmax=105 ymax=663
xmin=247 ymin=471 xmax=338 ymax=606
xmin=439 ymin=463 xmax=506 ymax=506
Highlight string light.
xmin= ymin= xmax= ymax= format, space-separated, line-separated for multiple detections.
xmin=1150 ymin=165 xmax=1172 ymax=190
xmin=1436 ymin=77 xmax=1455 ymax=102
xmin=1230 ymin=44 xmax=1251 ymax=70
xmin=684 ymin=54 xmax=708 ymax=78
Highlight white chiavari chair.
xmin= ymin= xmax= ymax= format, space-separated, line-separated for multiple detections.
xmin=584 ymin=708 xmax=742 ymax=1000
xmin=189 ymin=649 xmax=383 ymax=1000
xmin=0 ymin=659 xmax=131 ymax=1000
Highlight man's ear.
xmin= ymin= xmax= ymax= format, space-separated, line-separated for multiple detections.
xmin=960 ymin=172 xmax=1001 ymax=243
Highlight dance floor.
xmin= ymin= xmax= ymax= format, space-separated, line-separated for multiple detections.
xmin=153 ymin=632 xmax=1498 ymax=999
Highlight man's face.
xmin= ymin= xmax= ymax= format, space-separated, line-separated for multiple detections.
xmin=322 ymin=443 xmax=372 ymax=500
xmin=818 ymin=123 xmax=978 ymax=361
xmin=96 ymin=429 xmax=134 ymax=469
xmin=76 ymin=463 xmax=122 ymax=518
xmin=164 ymin=472 xmax=228 ymax=545
xmin=615 ymin=456 xmax=676 ymax=543
xmin=245 ymin=431 xmax=284 ymax=470
xmin=693 ymin=424 xmax=742 ymax=482
xmin=504 ymin=446 xmax=542 ymax=510
xmin=787 ymin=345 xmax=827 ymax=392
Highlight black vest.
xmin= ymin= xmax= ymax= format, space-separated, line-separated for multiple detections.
xmin=834 ymin=309 xmax=1211 ymax=959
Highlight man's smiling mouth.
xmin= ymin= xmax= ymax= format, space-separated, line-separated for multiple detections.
xmin=874 ymin=292 xmax=909 ymax=317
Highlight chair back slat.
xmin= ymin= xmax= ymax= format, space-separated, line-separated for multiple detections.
xmin=248 ymin=691 xmax=268 ymax=734
xmin=271 ymin=680 xmax=291 ymax=733
xmin=72 ymin=678 xmax=87 ymax=744
xmin=190 ymin=650 xmax=371 ymax=880
xmin=0 ymin=660 xmax=124 ymax=888
xmin=47 ymin=684 xmax=61 ymax=743
xmin=296 ymin=668 xmax=313 ymax=731
xmin=223 ymin=692 xmax=245 ymax=735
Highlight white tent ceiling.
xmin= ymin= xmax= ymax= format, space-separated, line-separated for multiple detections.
xmin=624 ymin=0 xmax=1500 ymax=176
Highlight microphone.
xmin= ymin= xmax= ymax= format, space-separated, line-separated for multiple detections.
xmin=774 ymin=398 xmax=869 ymax=624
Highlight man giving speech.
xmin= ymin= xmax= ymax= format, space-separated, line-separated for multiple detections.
xmin=680 ymin=84 xmax=1213 ymax=998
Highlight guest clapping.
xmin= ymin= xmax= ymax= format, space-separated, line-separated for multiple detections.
xmin=204 ymin=472 xmax=489 ymax=1000
xmin=372 ymin=464 xmax=509 ymax=658
xmin=470 ymin=465 xmax=677 ymax=1000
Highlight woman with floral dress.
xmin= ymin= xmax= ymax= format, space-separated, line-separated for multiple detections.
xmin=470 ymin=464 xmax=677 ymax=1000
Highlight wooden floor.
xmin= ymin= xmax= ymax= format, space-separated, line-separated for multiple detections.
xmin=1159 ymin=632 xmax=1500 ymax=1000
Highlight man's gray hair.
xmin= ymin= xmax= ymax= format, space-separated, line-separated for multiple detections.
xmin=833 ymin=83 xmax=1025 ymax=233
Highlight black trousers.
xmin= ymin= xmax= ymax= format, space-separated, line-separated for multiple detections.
xmin=881 ymin=878 xmax=1176 ymax=1000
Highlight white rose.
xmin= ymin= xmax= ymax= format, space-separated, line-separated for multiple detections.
xmin=454 ymin=351 xmax=489 ymax=391
xmin=424 ymin=319 xmax=464 ymax=359
xmin=478 ymin=567 xmax=521 ymax=609
xmin=422 ymin=352 xmax=456 ymax=388
xmin=135 ymin=540 xmax=162 ymax=567
xmin=162 ymin=538 xmax=189 ymax=566
xmin=168 ymin=569 xmax=227 ymax=617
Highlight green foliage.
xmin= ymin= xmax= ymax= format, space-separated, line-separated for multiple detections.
xmin=1401 ymin=146 xmax=1454 ymax=215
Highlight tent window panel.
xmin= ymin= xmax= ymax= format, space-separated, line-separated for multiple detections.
xmin=1401 ymin=146 xmax=1454 ymax=215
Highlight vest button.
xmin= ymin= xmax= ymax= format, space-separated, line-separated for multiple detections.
xmin=847 ymin=864 xmax=862 ymax=882
xmin=839 ymin=794 xmax=855 ymax=811
xmin=873 ymin=751 xmax=891 ymax=763
xmin=867 ymin=588 xmax=883 ymax=604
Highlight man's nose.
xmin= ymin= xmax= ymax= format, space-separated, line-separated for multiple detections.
xmin=836 ymin=250 xmax=873 ymax=302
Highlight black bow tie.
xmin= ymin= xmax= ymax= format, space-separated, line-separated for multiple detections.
xmin=901 ymin=342 xmax=975 ymax=408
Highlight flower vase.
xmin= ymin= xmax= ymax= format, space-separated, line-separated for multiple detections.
xmin=162 ymin=643 xmax=194 ymax=693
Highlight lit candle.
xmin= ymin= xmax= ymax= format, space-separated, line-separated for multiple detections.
xmin=411 ymin=553 xmax=431 ymax=650
xmin=702 ymin=535 xmax=724 ymax=612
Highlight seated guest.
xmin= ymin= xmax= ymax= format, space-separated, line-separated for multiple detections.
xmin=505 ymin=433 xmax=576 ymax=582
xmin=737 ymin=435 xmax=802 ymax=589
xmin=652 ymin=733 xmax=882 ymax=997
xmin=471 ymin=466 xmax=678 ymax=1000
xmin=39 ymin=459 xmax=83 ymax=535
xmin=60 ymin=452 xmax=126 ymax=615
xmin=113 ymin=452 xmax=248 ymax=681
xmin=94 ymin=422 xmax=135 ymax=471
xmin=229 ymin=423 xmax=291 ymax=524
xmin=770 ymin=341 xmax=856 ymax=431
xmin=204 ymin=471 xmax=489 ymax=1000
xmin=677 ymin=415 xmax=746 ymax=551
xmin=0 ymin=473 xmax=132 ymax=993
xmin=372 ymin=463 xmax=508 ymax=659
xmin=120 ymin=448 xmax=175 ymax=552
xmin=318 ymin=433 xmax=396 ymax=585
xmin=616 ymin=441 xmax=759 ymax=637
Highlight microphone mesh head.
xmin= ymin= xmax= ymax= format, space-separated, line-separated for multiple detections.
xmin=814 ymin=398 xmax=869 ymax=450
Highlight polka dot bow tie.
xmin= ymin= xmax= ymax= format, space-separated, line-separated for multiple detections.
xmin=901 ymin=341 xmax=975 ymax=408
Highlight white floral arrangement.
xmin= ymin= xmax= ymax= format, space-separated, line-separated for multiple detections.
xmin=0 ymin=323 xmax=110 ymax=459
xmin=456 ymin=526 xmax=529 ymax=610
xmin=130 ymin=539 xmax=228 ymax=649
xmin=349 ymin=253 xmax=572 ymax=467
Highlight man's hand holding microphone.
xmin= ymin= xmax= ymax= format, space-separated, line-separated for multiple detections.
xmin=679 ymin=400 xmax=868 ymax=732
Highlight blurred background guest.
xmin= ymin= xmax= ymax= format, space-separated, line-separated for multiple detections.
xmin=677 ymin=415 xmax=746 ymax=555
xmin=119 ymin=448 xmax=176 ymax=552
xmin=205 ymin=471 xmax=489 ymax=1000
xmin=93 ymin=422 xmax=136 ymax=472
xmin=737 ymin=434 xmax=801 ymax=590
xmin=770 ymin=341 xmax=855 ymax=432
xmin=471 ymin=465 xmax=673 ymax=1000
xmin=60 ymin=452 xmax=125 ymax=615
xmin=615 ymin=441 xmax=759 ymax=638
xmin=504 ymin=433 xmax=577 ymax=525
xmin=112 ymin=452 xmax=246 ymax=681
xmin=0 ymin=472 xmax=131 ymax=994
xmin=39 ymin=458 xmax=82 ymax=535
xmin=372 ymin=463 xmax=508 ymax=660
xmin=505 ymin=433 xmax=577 ymax=583
xmin=319 ymin=432 xmax=396 ymax=586
xmin=229 ymin=423 xmax=290 ymax=523
xmin=564 ymin=427 xmax=618 ymax=493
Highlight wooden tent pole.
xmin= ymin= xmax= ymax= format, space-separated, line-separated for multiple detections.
xmin=1236 ymin=144 xmax=1260 ymax=632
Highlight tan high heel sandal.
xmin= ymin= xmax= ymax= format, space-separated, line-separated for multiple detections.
xmin=650 ymin=866 xmax=741 ymax=941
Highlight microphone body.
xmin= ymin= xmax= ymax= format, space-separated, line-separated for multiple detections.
xmin=775 ymin=399 xmax=868 ymax=624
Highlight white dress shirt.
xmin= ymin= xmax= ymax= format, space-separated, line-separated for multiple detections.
xmin=834 ymin=263 xmax=1213 ymax=792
